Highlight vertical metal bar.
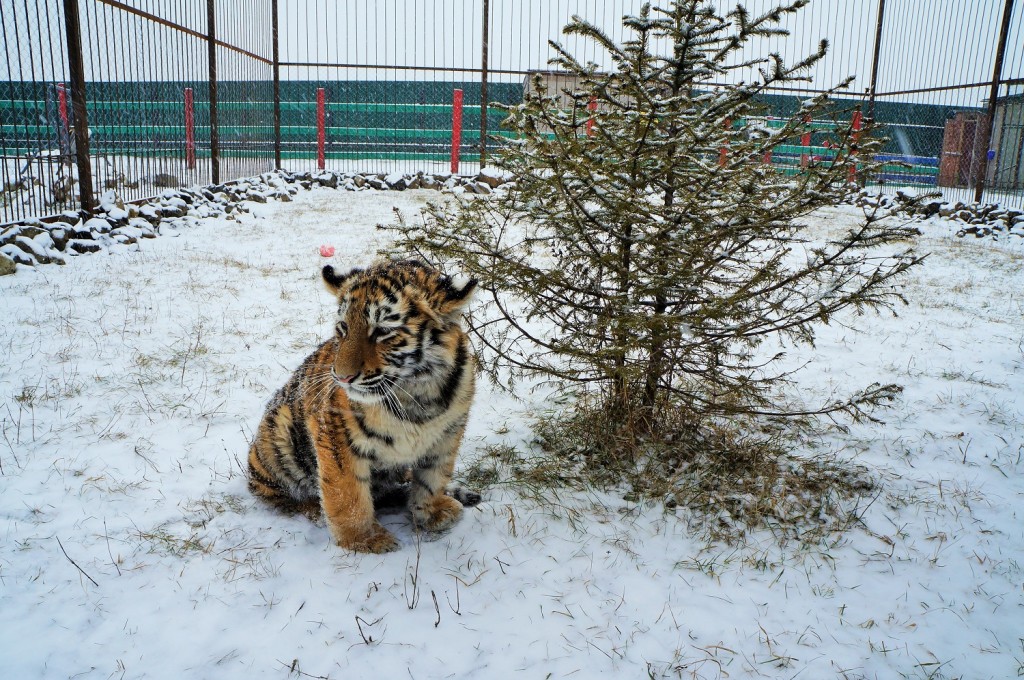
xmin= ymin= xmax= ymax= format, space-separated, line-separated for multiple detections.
xmin=122 ymin=2 xmax=134 ymax=191
xmin=451 ymin=88 xmax=464 ymax=174
xmin=974 ymin=0 xmax=1015 ymax=203
xmin=479 ymin=0 xmax=490 ymax=169
xmin=99 ymin=0 xmax=122 ymax=197
xmin=866 ymin=0 xmax=885 ymax=123
xmin=62 ymin=0 xmax=94 ymax=213
xmin=272 ymin=0 xmax=282 ymax=170
xmin=207 ymin=0 xmax=220 ymax=184
xmin=39 ymin=0 xmax=64 ymax=212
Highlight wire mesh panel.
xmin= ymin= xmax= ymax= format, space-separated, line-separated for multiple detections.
xmin=210 ymin=0 xmax=275 ymax=182
xmin=278 ymin=0 xmax=506 ymax=176
xmin=189 ymin=0 xmax=1024 ymax=210
xmin=0 ymin=0 xmax=274 ymax=224
xmin=2 ymin=0 xmax=1023 ymax=223
xmin=276 ymin=1 xmax=712 ymax=175
xmin=77 ymin=1 xmax=209 ymax=198
xmin=75 ymin=0 xmax=275 ymax=195
xmin=872 ymin=0 xmax=1024 ymax=205
xmin=1 ymin=0 xmax=74 ymax=223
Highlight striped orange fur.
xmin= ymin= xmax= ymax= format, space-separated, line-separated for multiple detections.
xmin=248 ymin=259 xmax=478 ymax=553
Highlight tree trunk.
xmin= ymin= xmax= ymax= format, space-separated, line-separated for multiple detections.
xmin=611 ymin=219 xmax=634 ymax=411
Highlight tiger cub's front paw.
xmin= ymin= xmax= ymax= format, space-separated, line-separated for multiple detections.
xmin=334 ymin=521 xmax=400 ymax=554
xmin=412 ymin=494 xmax=464 ymax=533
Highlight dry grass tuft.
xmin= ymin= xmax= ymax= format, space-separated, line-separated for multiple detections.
xmin=463 ymin=394 xmax=877 ymax=546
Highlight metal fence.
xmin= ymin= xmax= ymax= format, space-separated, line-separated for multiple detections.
xmin=2 ymin=0 xmax=1023 ymax=225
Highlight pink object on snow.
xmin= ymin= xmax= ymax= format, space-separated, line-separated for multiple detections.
xmin=319 ymin=245 xmax=335 ymax=257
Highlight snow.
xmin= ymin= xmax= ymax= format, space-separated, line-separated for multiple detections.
xmin=384 ymin=172 xmax=407 ymax=187
xmin=99 ymin=190 xmax=129 ymax=221
xmin=478 ymin=167 xmax=511 ymax=182
xmin=1 ymin=186 xmax=1023 ymax=679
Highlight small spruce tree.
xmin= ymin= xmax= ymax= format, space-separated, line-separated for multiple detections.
xmin=387 ymin=1 xmax=923 ymax=490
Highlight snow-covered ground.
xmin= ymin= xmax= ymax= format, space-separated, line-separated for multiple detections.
xmin=1 ymin=186 xmax=1022 ymax=679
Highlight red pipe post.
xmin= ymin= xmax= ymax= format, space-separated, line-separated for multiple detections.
xmin=184 ymin=87 xmax=196 ymax=169
xmin=586 ymin=95 xmax=597 ymax=136
xmin=451 ymin=88 xmax=464 ymax=174
xmin=849 ymin=109 xmax=863 ymax=183
xmin=800 ymin=115 xmax=812 ymax=168
xmin=719 ymin=118 xmax=731 ymax=166
xmin=316 ymin=87 xmax=326 ymax=170
xmin=56 ymin=83 xmax=70 ymax=132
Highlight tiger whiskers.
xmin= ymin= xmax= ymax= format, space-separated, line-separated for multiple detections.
xmin=305 ymin=371 xmax=337 ymax=408
xmin=306 ymin=372 xmax=334 ymax=401
xmin=380 ymin=379 xmax=415 ymax=438
xmin=388 ymin=381 xmax=424 ymax=430
xmin=388 ymin=379 xmax=419 ymax=406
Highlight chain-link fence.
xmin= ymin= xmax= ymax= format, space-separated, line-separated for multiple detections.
xmin=2 ymin=0 xmax=1023 ymax=224
xmin=2 ymin=0 xmax=275 ymax=224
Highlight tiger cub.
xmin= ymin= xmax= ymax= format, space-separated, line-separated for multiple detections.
xmin=248 ymin=259 xmax=478 ymax=553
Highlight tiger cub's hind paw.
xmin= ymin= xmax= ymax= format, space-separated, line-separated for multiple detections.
xmin=298 ymin=499 xmax=323 ymax=523
xmin=412 ymin=494 xmax=464 ymax=533
xmin=448 ymin=485 xmax=482 ymax=507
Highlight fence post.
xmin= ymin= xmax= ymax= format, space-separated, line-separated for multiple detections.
xmin=974 ymin=0 xmax=1015 ymax=203
xmin=185 ymin=88 xmax=196 ymax=169
xmin=316 ymin=88 xmax=326 ymax=170
xmin=56 ymin=84 xmax=70 ymax=132
xmin=586 ymin=96 xmax=597 ymax=136
xmin=719 ymin=118 xmax=731 ymax=166
xmin=206 ymin=0 xmax=220 ymax=184
xmin=800 ymin=115 xmax=812 ymax=168
xmin=867 ymin=0 xmax=886 ymax=123
xmin=451 ymin=89 xmax=464 ymax=174
xmin=479 ymin=0 xmax=490 ymax=169
xmin=272 ymin=0 xmax=282 ymax=170
xmin=62 ymin=0 xmax=94 ymax=213
xmin=849 ymin=109 xmax=862 ymax=184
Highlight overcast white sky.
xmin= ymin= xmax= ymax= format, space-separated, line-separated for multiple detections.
xmin=3 ymin=0 xmax=1022 ymax=106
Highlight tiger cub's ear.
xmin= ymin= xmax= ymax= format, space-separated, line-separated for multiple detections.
xmin=438 ymin=274 xmax=477 ymax=319
xmin=322 ymin=265 xmax=360 ymax=295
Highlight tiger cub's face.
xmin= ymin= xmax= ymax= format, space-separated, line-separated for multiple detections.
xmin=322 ymin=260 xmax=475 ymax=404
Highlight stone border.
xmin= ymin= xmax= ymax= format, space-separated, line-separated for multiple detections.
xmin=0 ymin=169 xmax=512 ymax=274
xmin=16 ymin=172 xmax=1019 ymax=273
xmin=853 ymin=190 xmax=1024 ymax=242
